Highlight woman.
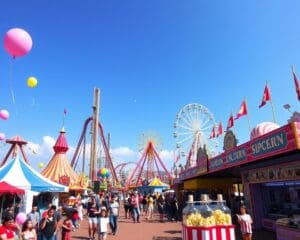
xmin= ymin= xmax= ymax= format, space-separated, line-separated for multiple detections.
xmin=61 ymin=214 xmax=72 ymax=240
xmin=146 ymin=195 xmax=154 ymax=220
xmin=131 ymin=193 xmax=140 ymax=223
xmin=237 ymin=205 xmax=253 ymax=240
xmin=20 ymin=219 xmax=37 ymax=240
xmin=0 ymin=215 xmax=19 ymax=240
xmin=87 ymin=195 xmax=99 ymax=240
xmin=40 ymin=206 xmax=57 ymax=240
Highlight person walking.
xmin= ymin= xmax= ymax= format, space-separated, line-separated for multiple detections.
xmin=27 ymin=206 xmax=40 ymax=233
xmin=123 ymin=194 xmax=130 ymax=219
xmin=237 ymin=205 xmax=253 ymax=240
xmin=108 ymin=196 xmax=119 ymax=235
xmin=146 ymin=195 xmax=154 ymax=220
xmin=131 ymin=192 xmax=140 ymax=223
xmin=157 ymin=195 xmax=165 ymax=222
xmin=20 ymin=219 xmax=37 ymax=240
xmin=87 ymin=195 xmax=99 ymax=240
xmin=61 ymin=214 xmax=72 ymax=240
xmin=97 ymin=208 xmax=109 ymax=240
xmin=170 ymin=196 xmax=179 ymax=222
xmin=40 ymin=206 xmax=58 ymax=240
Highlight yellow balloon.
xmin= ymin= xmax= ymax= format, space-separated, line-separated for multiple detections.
xmin=27 ymin=77 xmax=38 ymax=88
xmin=38 ymin=162 xmax=44 ymax=169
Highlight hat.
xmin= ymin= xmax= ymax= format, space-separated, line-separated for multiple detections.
xmin=100 ymin=207 xmax=107 ymax=211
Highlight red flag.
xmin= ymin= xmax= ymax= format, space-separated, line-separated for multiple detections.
xmin=216 ymin=122 xmax=223 ymax=137
xmin=259 ymin=84 xmax=271 ymax=108
xmin=227 ymin=113 xmax=234 ymax=129
xmin=209 ymin=126 xmax=216 ymax=139
xmin=292 ymin=67 xmax=300 ymax=101
xmin=235 ymin=100 xmax=248 ymax=120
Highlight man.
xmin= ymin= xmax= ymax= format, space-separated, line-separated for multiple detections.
xmin=109 ymin=195 xmax=119 ymax=235
xmin=27 ymin=205 xmax=40 ymax=231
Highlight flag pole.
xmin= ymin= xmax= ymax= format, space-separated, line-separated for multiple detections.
xmin=245 ymin=98 xmax=252 ymax=133
xmin=267 ymin=81 xmax=277 ymax=123
xmin=232 ymin=111 xmax=237 ymax=136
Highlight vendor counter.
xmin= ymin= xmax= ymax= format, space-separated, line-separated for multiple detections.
xmin=276 ymin=218 xmax=300 ymax=240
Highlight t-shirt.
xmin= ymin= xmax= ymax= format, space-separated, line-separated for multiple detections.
xmin=0 ymin=225 xmax=15 ymax=239
xmin=148 ymin=197 xmax=154 ymax=206
xmin=27 ymin=212 xmax=40 ymax=226
xmin=41 ymin=217 xmax=57 ymax=238
xmin=87 ymin=202 xmax=99 ymax=218
xmin=98 ymin=217 xmax=109 ymax=233
xmin=238 ymin=214 xmax=252 ymax=234
xmin=109 ymin=202 xmax=119 ymax=216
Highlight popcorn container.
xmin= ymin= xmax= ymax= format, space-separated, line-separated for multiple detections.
xmin=182 ymin=194 xmax=236 ymax=240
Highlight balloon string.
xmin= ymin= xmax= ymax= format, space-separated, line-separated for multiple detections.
xmin=9 ymin=57 xmax=15 ymax=105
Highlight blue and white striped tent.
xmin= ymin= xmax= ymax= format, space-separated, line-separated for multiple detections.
xmin=0 ymin=156 xmax=68 ymax=192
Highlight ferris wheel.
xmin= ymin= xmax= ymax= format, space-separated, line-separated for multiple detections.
xmin=173 ymin=103 xmax=219 ymax=166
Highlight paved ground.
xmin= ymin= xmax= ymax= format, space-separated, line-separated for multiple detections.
xmin=70 ymin=212 xmax=276 ymax=240
xmin=72 ymin=213 xmax=182 ymax=240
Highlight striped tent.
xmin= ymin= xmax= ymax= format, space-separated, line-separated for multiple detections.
xmin=0 ymin=156 xmax=68 ymax=192
xmin=42 ymin=128 xmax=80 ymax=188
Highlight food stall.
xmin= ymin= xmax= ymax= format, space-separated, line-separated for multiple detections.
xmin=178 ymin=121 xmax=300 ymax=237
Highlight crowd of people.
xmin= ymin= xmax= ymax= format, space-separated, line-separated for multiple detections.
xmin=0 ymin=201 xmax=84 ymax=240
xmin=0 ymin=191 xmax=253 ymax=240
xmin=123 ymin=191 xmax=179 ymax=223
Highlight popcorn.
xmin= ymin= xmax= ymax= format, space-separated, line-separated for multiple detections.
xmin=212 ymin=209 xmax=232 ymax=225
xmin=185 ymin=213 xmax=216 ymax=227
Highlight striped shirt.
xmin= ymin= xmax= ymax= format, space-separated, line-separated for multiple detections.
xmin=238 ymin=214 xmax=252 ymax=234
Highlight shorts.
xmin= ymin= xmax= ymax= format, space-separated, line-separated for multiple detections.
xmin=98 ymin=232 xmax=107 ymax=240
xmin=88 ymin=217 xmax=98 ymax=224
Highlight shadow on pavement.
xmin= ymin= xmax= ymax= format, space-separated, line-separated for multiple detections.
xmin=153 ymin=237 xmax=181 ymax=240
xmin=164 ymin=230 xmax=181 ymax=234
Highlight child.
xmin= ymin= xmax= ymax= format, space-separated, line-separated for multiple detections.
xmin=20 ymin=219 xmax=37 ymax=240
xmin=98 ymin=207 xmax=109 ymax=240
xmin=61 ymin=214 xmax=73 ymax=240
xmin=237 ymin=205 xmax=253 ymax=240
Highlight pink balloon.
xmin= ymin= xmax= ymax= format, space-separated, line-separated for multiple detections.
xmin=0 ymin=133 xmax=5 ymax=141
xmin=16 ymin=212 xmax=27 ymax=225
xmin=3 ymin=28 xmax=33 ymax=58
xmin=0 ymin=109 xmax=9 ymax=120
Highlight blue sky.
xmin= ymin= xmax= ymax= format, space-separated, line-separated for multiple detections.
xmin=1 ymin=1 xmax=300 ymax=170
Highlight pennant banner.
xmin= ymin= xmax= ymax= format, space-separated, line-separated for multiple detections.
xmin=235 ymin=100 xmax=248 ymax=120
xmin=259 ymin=84 xmax=271 ymax=108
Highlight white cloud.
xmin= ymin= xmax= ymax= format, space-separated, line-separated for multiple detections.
xmin=0 ymin=135 xmax=174 ymax=173
xmin=111 ymin=147 xmax=135 ymax=158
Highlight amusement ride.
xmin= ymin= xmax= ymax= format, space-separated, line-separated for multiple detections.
xmin=173 ymin=103 xmax=219 ymax=167
xmin=124 ymin=132 xmax=173 ymax=189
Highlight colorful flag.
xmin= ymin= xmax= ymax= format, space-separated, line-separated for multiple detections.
xmin=227 ymin=113 xmax=234 ymax=129
xmin=292 ymin=67 xmax=300 ymax=101
xmin=235 ymin=100 xmax=248 ymax=120
xmin=216 ymin=122 xmax=223 ymax=137
xmin=209 ymin=126 xmax=216 ymax=139
xmin=259 ymin=84 xmax=271 ymax=108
